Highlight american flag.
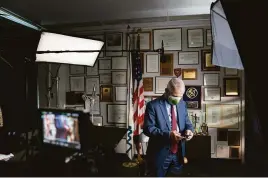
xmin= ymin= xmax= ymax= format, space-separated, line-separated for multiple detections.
xmin=132 ymin=34 xmax=145 ymax=136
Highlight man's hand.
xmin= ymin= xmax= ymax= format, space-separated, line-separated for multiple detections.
xmin=170 ymin=131 xmax=185 ymax=143
xmin=185 ymin=130 xmax=193 ymax=141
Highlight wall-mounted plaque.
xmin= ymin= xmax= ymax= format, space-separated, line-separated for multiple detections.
xmin=107 ymin=104 xmax=127 ymax=124
xmin=112 ymin=71 xmax=127 ymax=85
xmin=69 ymin=65 xmax=85 ymax=75
xmin=160 ymin=54 xmax=173 ymax=76
xmin=224 ymin=68 xmax=238 ymax=76
xmin=204 ymin=87 xmax=221 ymax=101
xmin=112 ymin=56 xmax=127 ymax=70
xmin=187 ymin=28 xmax=204 ymax=48
xmin=99 ymin=59 xmax=111 ymax=70
xmin=100 ymin=85 xmax=113 ymax=102
xmin=201 ymin=50 xmax=220 ymax=71
xmin=182 ymin=68 xmax=197 ymax=80
xmin=183 ymin=86 xmax=201 ymax=109
xmin=203 ymin=73 xmax=220 ymax=86
xmin=115 ymin=86 xmax=128 ymax=102
xmin=178 ymin=51 xmax=199 ymax=65
xmin=143 ymin=77 xmax=153 ymax=92
xmin=70 ymin=76 xmax=85 ymax=92
xmin=146 ymin=54 xmax=159 ymax=73
xmin=223 ymin=77 xmax=240 ymax=96
xmin=105 ymin=32 xmax=123 ymax=57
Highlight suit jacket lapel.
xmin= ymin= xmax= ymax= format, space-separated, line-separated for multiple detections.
xmin=159 ymin=97 xmax=171 ymax=130
xmin=176 ymin=101 xmax=183 ymax=131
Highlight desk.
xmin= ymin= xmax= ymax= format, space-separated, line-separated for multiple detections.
xmin=186 ymin=135 xmax=211 ymax=162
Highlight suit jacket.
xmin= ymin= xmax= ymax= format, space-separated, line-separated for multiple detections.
xmin=143 ymin=96 xmax=193 ymax=170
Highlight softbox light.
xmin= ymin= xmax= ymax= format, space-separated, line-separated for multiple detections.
xmin=210 ymin=0 xmax=244 ymax=70
xmin=36 ymin=32 xmax=104 ymax=66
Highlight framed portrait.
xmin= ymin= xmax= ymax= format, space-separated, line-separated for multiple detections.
xmin=183 ymin=86 xmax=201 ymax=109
xmin=112 ymin=71 xmax=127 ymax=85
xmin=105 ymin=32 xmax=123 ymax=57
xmin=100 ymin=85 xmax=113 ymax=102
xmin=127 ymin=32 xmax=151 ymax=50
xmin=223 ymin=77 xmax=240 ymax=96
xmin=160 ymin=54 xmax=173 ymax=76
xmin=178 ymin=51 xmax=199 ymax=65
xmin=187 ymin=28 xmax=204 ymax=48
xmin=201 ymin=49 xmax=220 ymax=71
xmin=69 ymin=65 xmax=85 ymax=75
xmin=107 ymin=104 xmax=127 ymax=124
xmin=70 ymin=76 xmax=85 ymax=92
xmin=88 ymin=34 xmax=105 ymax=58
xmin=182 ymin=68 xmax=197 ymax=80
xmin=143 ymin=77 xmax=153 ymax=92
xmin=153 ymin=28 xmax=182 ymax=51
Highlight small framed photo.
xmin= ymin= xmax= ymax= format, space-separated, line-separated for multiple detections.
xmin=182 ymin=68 xmax=197 ymax=80
xmin=105 ymin=32 xmax=123 ymax=57
xmin=69 ymin=65 xmax=85 ymax=75
xmin=223 ymin=77 xmax=240 ymax=96
xmin=203 ymin=73 xmax=220 ymax=86
xmin=100 ymin=85 xmax=113 ymax=102
xmin=112 ymin=71 xmax=127 ymax=85
xmin=70 ymin=76 xmax=85 ymax=92
xmin=224 ymin=68 xmax=238 ymax=76
xmin=187 ymin=28 xmax=204 ymax=48
xmin=204 ymin=87 xmax=221 ymax=101
xmin=115 ymin=86 xmax=128 ymax=102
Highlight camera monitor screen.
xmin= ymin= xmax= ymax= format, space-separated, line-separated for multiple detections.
xmin=40 ymin=109 xmax=81 ymax=150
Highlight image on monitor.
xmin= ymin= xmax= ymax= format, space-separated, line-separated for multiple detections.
xmin=41 ymin=110 xmax=81 ymax=150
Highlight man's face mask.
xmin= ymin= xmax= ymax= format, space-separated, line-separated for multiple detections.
xmin=168 ymin=95 xmax=182 ymax=105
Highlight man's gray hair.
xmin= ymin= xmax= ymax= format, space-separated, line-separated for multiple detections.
xmin=166 ymin=78 xmax=185 ymax=94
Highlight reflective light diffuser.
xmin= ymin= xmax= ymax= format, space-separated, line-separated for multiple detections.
xmin=36 ymin=32 xmax=104 ymax=66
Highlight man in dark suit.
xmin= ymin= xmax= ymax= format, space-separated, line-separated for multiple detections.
xmin=143 ymin=78 xmax=194 ymax=177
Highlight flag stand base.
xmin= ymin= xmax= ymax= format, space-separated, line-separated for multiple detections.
xmin=122 ymin=155 xmax=144 ymax=168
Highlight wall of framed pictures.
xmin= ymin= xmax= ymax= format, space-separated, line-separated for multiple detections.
xmin=40 ymin=19 xmax=245 ymax=159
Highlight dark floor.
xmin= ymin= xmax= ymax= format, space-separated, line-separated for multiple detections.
xmin=0 ymin=152 xmax=267 ymax=177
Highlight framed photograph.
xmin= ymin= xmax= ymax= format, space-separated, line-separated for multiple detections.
xmin=223 ymin=78 xmax=240 ymax=96
xmin=146 ymin=54 xmax=159 ymax=73
xmin=100 ymin=73 xmax=112 ymax=84
xmin=206 ymin=29 xmax=212 ymax=46
xmin=143 ymin=77 xmax=154 ymax=92
xmin=127 ymin=32 xmax=151 ymax=50
xmin=105 ymin=32 xmax=123 ymax=57
xmin=187 ymin=28 xmax=204 ymax=48
xmin=112 ymin=71 xmax=127 ymax=85
xmin=70 ymin=76 xmax=85 ymax=92
xmin=155 ymin=77 xmax=173 ymax=94
xmin=115 ymin=86 xmax=128 ymax=102
xmin=178 ymin=51 xmax=199 ymax=65
xmin=90 ymin=116 xmax=103 ymax=126
xmin=86 ymin=61 xmax=98 ymax=76
xmin=99 ymin=59 xmax=111 ymax=70
xmin=182 ymin=68 xmax=197 ymax=80
xmin=86 ymin=77 xmax=100 ymax=94
xmin=201 ymin=49 xmax=220 ymax=71
xmin=153 ymin=28 xmax=182 ymax=51
xmin=112 ymin=56 xmax=127 ymax=70
xmin=183 ymin=86 xmax=202 ymax=109
xmin=107 ymin=104 xmax=127 ymax=124
xmin=69 ymin=65 xmax=85 ymax=75
xmin=174 ymin=68 xmax=182 ymax=77
xmin=204 ymin=87 xmax=221 ymax=101
xmin=85 ymin=95 xmax=100 ymax=115
xmin=88 ymin=34 xmax=105 ymax=58
xmin=100 ymin=85 xmax=113 ymax=102
xmin=224 ymin=68 xmax=238 ymax=76
xmin=203 ymin=73 xmax=220 ymax=86
xmin=160 ymin=54 xmax=173 ymax=76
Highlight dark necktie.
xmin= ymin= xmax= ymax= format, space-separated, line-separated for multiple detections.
xmin=171 ymin=105 xmax=178 ymax=153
